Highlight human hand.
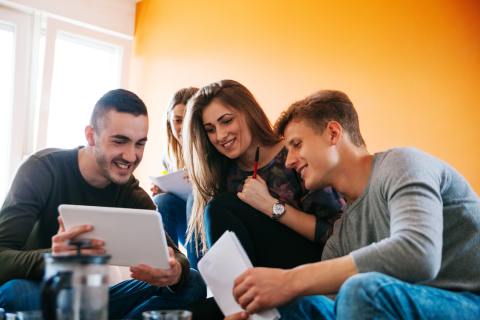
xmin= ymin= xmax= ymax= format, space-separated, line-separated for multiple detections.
xmin=150 ymin=184 xmax=162 ymax=196
xmin=51 ymin=216 xmax=105 ymax=255
xmin=237 ymin=175 xmax=275 ymax=215
xmin=224 ymin=311 xmax=249 ymax=320
xmin=130 ymin=247 xmax=182 ymax=287
xmin=233 ymin=267 xmax=295 ymax=314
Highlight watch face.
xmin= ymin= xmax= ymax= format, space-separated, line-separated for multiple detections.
xmin=273 ymin=202 xmax=285 ymax=215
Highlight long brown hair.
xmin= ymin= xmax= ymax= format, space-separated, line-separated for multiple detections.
xmin=183 ymin=80 xmax=280 ymax=252
xmin=161 ymin=87 xmax=199 ymax=171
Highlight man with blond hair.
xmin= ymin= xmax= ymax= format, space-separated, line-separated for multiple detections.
xmin=227 ymin=90 xmax=480 ymax=319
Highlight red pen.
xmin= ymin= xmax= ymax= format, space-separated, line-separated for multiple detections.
xmin=253 ymin=146 xmax=259 ymax=179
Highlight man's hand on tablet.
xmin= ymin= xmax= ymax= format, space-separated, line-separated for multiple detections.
xmin=51 ymin=216 xmax=106 ymax=256
xmin=224 ymin=312 xmax=249 ymax=320
xmin=130 ymin=247 xmax=182 ymax=287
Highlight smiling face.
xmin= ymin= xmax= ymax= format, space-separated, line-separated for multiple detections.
xmin=201 ymin=99 xmax=253 ymax=160
xmin=89 ymin=110 xmax=148 ymax=185
xmin=169 ymin=103 xmax=186 ymax=144
xmin=284 ymin=119 xmax=339 ymax=190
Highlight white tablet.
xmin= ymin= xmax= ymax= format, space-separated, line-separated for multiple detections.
xmin=59 ymin=204 xmax=170 ymax=268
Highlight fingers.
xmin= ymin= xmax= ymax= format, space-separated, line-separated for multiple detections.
xmin=130 ymin=264 xmax=177 ymax=286
xmin=57 ymin=216 xmax=65 ymax=232
xmin=52 ymin=223 xmax=104 ymax=256
xmin=167 ymin=247 xmax=179 ymax=268
xmin=237 ymin=192 xmax=246 ymax=202
xmin=52 ymin=244 xmax=105 ymax=256
xmin=52 ymin=239 xmax=105 ymax=255
xmin=245 ymin=297 xmax=262 ymax=314
xmin=52 ymin=224 xmax=93 ymax=242
xmin=237 ymin=287 xmax=256 ymax=310
xmin=225 ymin=311 xmax=249 ymax=320
xmin=233 ymin=275 xmax=253 ymax=308
xmin=234 ymin=268 xmax=252 ymax=287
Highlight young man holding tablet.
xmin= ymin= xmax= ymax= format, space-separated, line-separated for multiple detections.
xmin=227 ymin=90 xmax=480 ymax=319
xmin=0 ymin=89 xmax=206 ymax=318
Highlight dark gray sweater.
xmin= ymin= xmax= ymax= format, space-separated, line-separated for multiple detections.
xmin=322 ymin=148 xmax=480 ymax=291
xmin=0 ymin=148 xmax=189 ymax=286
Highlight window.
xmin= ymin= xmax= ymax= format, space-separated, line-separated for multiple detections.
xmin=0 ymin=22 xmax=15 ymax=202
xmin=46 ymin=32 xmax=123 ymax=148
xmin=0 ymin=3 xmax=133 ymax=201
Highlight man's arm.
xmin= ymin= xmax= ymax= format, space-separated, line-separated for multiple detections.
xmin=233 ymin=255 xmax=357 ymax=314
xmin=351 ymin=150 xmax=444 ymax=282
xmin=0 ymin=156 xmax=52 ymax=284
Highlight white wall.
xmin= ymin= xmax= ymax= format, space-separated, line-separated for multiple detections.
xmin=5 ymin=0 xmax=135 ymax=36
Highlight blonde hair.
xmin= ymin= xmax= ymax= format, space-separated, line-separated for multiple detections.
xmin=183 ymin=80 xmax=280 ymax=252
xmin=161 ymin=87 xmax=199 ymax=171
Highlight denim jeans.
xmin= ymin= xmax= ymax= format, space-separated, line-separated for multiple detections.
xmin=335 ymin=272 xmax=480 ymax=319
xmin=280 ymin=272 xmax=480 ymax=319
xmin=279 ymin=296 xmax=335 ymax=320
xmin=153 ymin=193 xmax=202 ymax=269
xmin=109 ymin=269 xmax=206 ymax=319
xmin=0 ymin=269 xmax=206 ymax=319
xmin=0 ymin=279 xmax=41 ymax=312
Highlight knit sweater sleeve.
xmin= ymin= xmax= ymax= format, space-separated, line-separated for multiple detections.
xmin=0 ymin=156 xmax=52 ymax=284
xmin=351 ymin=149 xmax=444 ymax=282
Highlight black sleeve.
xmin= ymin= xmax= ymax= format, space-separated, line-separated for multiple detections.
xmin=0 ymin=156 xmax=52 ymax=284
xmin=301 ymin=187 xmax=343 ymax=245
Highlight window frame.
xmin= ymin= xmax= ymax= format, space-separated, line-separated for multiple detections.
xmin=0 ymin=3 xmax=133 ymax=201
xmin=35 ymin=17 xmax=132 ymax=150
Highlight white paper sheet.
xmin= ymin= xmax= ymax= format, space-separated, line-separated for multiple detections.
xmin=198 ymin=231 xmax=281 ymax=320
xmin=149 ymin=170 xmax=192 ymax=201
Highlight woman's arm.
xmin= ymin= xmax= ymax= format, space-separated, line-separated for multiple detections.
xmin=237 ymin=175 xmax=317 ymax=241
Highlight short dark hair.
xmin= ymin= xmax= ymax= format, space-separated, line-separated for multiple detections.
xmin=90 ymin=89 xmax=148 ymax=130
xmin=275 ymin=90 xmax=366 ymax=147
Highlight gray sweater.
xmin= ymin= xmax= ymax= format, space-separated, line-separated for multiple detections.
xmin=322 ymin=148 xmax=480 ymax=291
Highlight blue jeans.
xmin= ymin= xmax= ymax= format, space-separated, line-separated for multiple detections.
xmin=109 ymin=269 xmax=206 ymax=319
xmin=153 ymin=193 xmax=202 ymax=269
xmin=0 ymin=279 xmax=41 ymax=312
xmin=280 ymin=272 xmax=480 ymax=319
xmin=0 ymin=269 xmax=206 ymax=318
xmin=279 ymin=296 xmax=335 ymax=320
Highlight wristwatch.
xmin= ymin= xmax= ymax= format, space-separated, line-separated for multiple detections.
xmin=272 ymin=200 xmax=286 ymax=220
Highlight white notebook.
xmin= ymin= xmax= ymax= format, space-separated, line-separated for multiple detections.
xmin=149 ymin=170 xmax=192 ymax=201
xmin=198 ymin=231 xmax=281 ymax=320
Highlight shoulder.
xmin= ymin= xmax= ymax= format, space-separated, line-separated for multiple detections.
xmin=377 ymin=147 xmax=434 ymax=167
xmin=374 ymin=147 xmax=443 ymax=178
xmin=373 ymin=147 xmax=443 ymax=198
xmin=28 ymin=148 xmax=77 ymax=167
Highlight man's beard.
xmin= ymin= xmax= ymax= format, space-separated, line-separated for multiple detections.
xmin=94 ymin=149 xmax=133 ymax=186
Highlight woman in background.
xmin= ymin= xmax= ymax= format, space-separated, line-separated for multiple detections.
xmin=152 ymin=87 xmax=201 ymax=269
xmin=183 ymin=79 xmax=343 ymax=269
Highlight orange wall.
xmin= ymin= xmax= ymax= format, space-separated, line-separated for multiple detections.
xmin=131 ymin=0 xmax=480 ymax=193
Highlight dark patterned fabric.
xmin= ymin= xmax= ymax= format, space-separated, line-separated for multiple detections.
xmin=225 ymin=148 xmax=343 ymax=243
